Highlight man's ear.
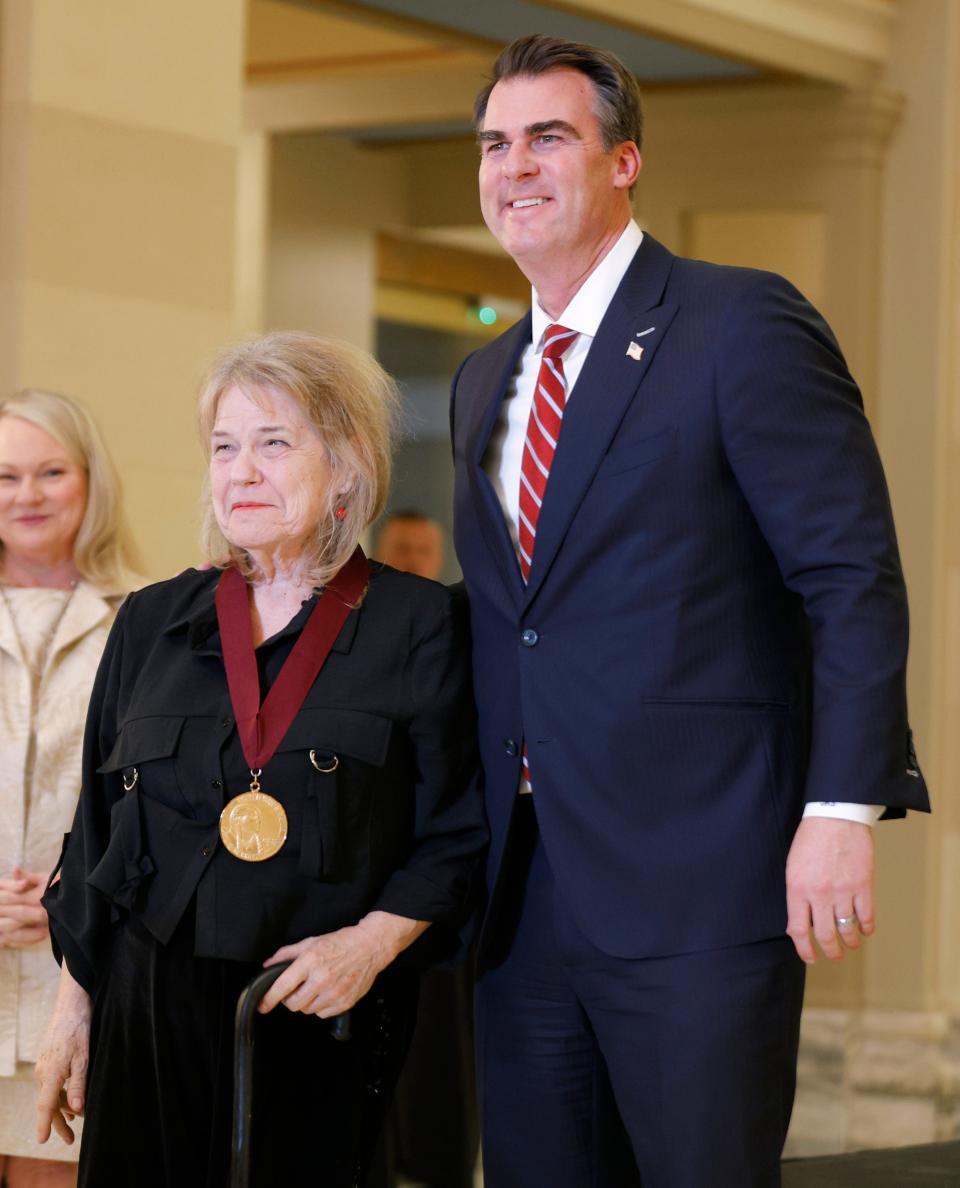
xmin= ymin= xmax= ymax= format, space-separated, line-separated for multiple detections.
xmin=612 ymin=141 xmax=642 ymax=191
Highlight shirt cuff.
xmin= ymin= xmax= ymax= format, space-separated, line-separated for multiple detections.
xmin=802 ymin=801 xmax=885 ymax=825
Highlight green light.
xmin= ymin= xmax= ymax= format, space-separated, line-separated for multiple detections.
xmin=478 ymin=306 xmax=498 ymax=325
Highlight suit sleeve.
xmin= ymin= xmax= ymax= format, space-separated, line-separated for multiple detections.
xmin=715 ymin=271 xmax=929 ymax=816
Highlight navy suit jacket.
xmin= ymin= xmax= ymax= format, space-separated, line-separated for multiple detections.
xmin=451 ymin=234 xmax=930 ymax=962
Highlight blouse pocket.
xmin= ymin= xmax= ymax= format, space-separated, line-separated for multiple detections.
xmin=98 ymin=716 xmax=189 ymax=813
xmin=276 ymin=706 xmax=392 ymax=766
xmin=275 ymin=707 xmax=393 ymax=880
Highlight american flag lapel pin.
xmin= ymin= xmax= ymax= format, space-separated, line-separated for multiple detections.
xmin=626 ymin=341 xmax=644 ymax=361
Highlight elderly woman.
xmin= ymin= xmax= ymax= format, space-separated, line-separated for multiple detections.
xmin=0 ymin=389 xmax=137 ymax=1188
xmin=35 ymin=333 xmax=486 ymax=1188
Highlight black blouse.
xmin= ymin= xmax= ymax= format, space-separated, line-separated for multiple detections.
xmin=44 ymin=564 xmax=487 ymax=995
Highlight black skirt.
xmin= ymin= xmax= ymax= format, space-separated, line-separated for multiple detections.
xmin=78 ymin=912 xmax=418 ymax=1188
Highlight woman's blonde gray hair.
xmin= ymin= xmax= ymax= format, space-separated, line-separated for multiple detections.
xmin=197 ymin=331 xmax=399 ymax=589
xmin=0 ymin=389 xmax=139 ymax=591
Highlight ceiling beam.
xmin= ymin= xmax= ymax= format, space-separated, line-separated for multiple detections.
xmin=378 ymin=233 xmax=527 ymax=300
xmin=539 ymin=0 xmax=896 ymax=86
xmin=245 ymin=61 xmax=485 ymax=132
xmin=284 ymin=0 xmax=498 ymax=52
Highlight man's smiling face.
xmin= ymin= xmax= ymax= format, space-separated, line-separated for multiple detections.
xmin=478 ymin=68 xmax=638 ymax=283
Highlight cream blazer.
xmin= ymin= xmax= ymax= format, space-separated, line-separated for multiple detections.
xmin=0 ymin=581 xmax=122 ymax=1074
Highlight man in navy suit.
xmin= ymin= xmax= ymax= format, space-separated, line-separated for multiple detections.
xmin=450 ymin=33 xmax=930 ymax=1188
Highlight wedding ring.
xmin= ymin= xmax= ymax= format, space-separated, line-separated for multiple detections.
xmin=835 ymin=914 xmax=858 ymax=928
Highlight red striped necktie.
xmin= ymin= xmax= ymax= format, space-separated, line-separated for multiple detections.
xmin=518 ymin=323 xmax=577 ymax=790
xmin=518 ymin=324 xmax=579 ymax=583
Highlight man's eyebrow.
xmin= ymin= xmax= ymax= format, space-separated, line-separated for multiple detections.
xmin=528 ymin=119 xmax=581 ymax=139
xmin=477 ymin=119 xmax=582 ymax=144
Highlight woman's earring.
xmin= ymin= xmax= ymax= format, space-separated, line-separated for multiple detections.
xmin=334 ymin=505 xmax=347 ymax=521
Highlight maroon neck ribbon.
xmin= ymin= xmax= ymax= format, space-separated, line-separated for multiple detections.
xmin=215 ymin=546 xmax=370 ymax=771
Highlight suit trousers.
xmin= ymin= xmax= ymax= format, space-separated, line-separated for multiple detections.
xmin=475 ymin=798 xmax=805 ymax=1188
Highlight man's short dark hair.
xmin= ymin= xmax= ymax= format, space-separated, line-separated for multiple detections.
xmin=382 ymin=508 xmax=435 ymax=526
xmin=474 ymin=33 xmax=643 ymax=154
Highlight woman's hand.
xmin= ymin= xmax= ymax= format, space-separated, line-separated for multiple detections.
xmin=259 ymin=911 xmax=429 ymax=1017
xmin=35 ymin=965 xmax=91 ymax=1146
xmin=0 ymin=868 xmax=50 ymax=948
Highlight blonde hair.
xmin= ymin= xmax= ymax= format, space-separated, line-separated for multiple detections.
xmin=0 ymin=389 xmax=140 ymax=591
xmin=197 ymin=331 xmax=399 ymax=588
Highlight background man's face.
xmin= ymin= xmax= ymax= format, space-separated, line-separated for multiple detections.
xmin=377 ymin=518 xmax=444 ymax=580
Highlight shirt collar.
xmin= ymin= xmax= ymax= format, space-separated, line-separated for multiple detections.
xmin=530 ymin=220 xmax=644 ymax=350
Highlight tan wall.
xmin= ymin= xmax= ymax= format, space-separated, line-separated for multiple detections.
xmin=0 ymin=0 xmax=246 ymax=581
xmin=684 ymin=208 xmax=827 ymax=309
xmin=267 ymin=134 xmax=408 ymax=350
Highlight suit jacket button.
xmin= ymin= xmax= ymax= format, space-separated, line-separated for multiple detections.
xmin=520 ymin=628 xmax=539 ymax=647
xmin=504 ymin=739 xmax=518 ymax=756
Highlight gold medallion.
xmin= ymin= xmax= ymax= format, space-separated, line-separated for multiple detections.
xmin=219 ymin=789 xmax=288 ymax=862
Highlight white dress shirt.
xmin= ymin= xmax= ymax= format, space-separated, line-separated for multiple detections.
xmin=482 ymin=219 xmax=882 ymax=825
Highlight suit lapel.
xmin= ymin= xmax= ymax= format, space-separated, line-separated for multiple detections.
xmin=523 ymin=236 xmax=679 ymax=607
xmin=463 ymin=314 xmax=531 ymax=607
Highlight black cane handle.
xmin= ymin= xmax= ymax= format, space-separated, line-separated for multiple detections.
xmin=229 ymin=961 xmax=352 ymax=1188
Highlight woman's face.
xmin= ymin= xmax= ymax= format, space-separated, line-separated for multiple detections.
xmin=0 ymin=416 xmax=89 ymax=566
xmin=210 ymin=384 xmax=349 ymax=565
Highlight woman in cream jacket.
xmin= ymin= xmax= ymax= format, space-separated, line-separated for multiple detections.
xmin=0 ymin=390 xmax=137 ymax=1188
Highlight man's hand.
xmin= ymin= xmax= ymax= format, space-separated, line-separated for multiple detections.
xmin=0 ymin=868 xmax=50 ymax=948
xmin=785 ymin=817 xmax=875 ymax=963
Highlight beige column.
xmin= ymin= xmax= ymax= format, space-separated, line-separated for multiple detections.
xmin=0 ymin=0 xmax=246 ymax=579
xmin=266 ymin=133 xmax=409 ymax=352
xmin=234 ymin=131 xmax=271 ymax=339
xmin=872 ymin=0 xmax=959 ymax=1023
xmin=784 ymin=0 xmax=960 ymax=1153
xmin=937 ymin=32 xmax=960 ymax=1028
xmin=865 ymin=0 xmax=959 ymax=1018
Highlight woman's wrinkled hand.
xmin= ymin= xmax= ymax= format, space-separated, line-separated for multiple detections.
xmin=0 ymin=868 xmax=50 ymax=948
xmin=259 ymin=911 xmax=429 ymax=1018
xmin=35 ymin=967 xmax=91 ymax=1146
